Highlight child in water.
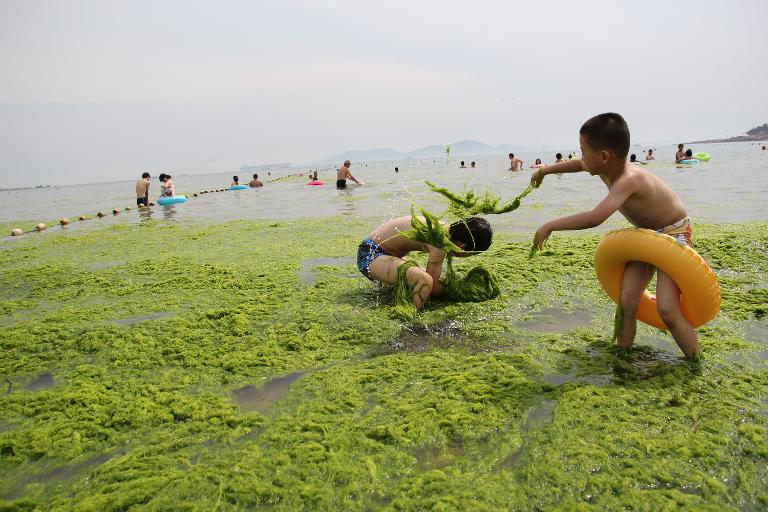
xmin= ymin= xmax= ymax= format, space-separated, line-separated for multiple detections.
xmin=231 ymin=176 xmax=240 ymax=186
xmin=530 ymin=112 xmax=699 ymax=358
xmin=358 ymin=217 xmax=493 ymax=310
xmin=159 ymin=174 xmax=175 ymax=197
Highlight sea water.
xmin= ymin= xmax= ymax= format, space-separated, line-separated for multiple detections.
xmin=1 ymin=142 xmax=766 ymax=230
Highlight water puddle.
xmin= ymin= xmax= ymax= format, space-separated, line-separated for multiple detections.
xmin=542 ymin=372 xmax=611 ymax=386
xmin=413 ymin=442 xmax=465 ymax=469
xmin=379 ymin=320 xmax=464 ymax=354
xmin=499 ymin=400 xmax=557 ymax=470
xmin=232 ymin=371 xmax=305 ymax=413
xmin=26 ymin=373 xmax=55 ymax=391
xmin=743 ymin=320 xmax=768 ymax=344
xmin=523 ymin=400 xmax=556 ymax=432
xmin=518 ymin=307 xmax=592 ymax=333
xmin=113 ymin=311 xmax=174 ymax=325
xmin=6 ymin=451 xmax=116 ymax=499
xmin=297 ymin=256 xmax=357 ymax=285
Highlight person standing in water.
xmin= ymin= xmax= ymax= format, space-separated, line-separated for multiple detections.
xmin=675 ymin=144 xmax=686 ymax=163
xmin=646 ymin=148 xmax=655 ymax=160
xmin=336 ymin=160 xmax=362 ymax=189
xmin=249 ymin=174 xmax=263 ymax=187
xmin=135 ymin=172 xmax=150 ymax=206
xmin=159 ymin=174 xmax=175 ymax=197
xmin=231 ymin=176 xmax=240 ymax=186
xmin=508 ymin=153 xmax=523 ymax=171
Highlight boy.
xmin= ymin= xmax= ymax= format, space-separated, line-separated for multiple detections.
xmin=358 ymin=216 xmax=493 ymax=310
xmin=675 ymin=144 xmax=686 ymax=163
xmin=646 ymin=148 xmax=655 ymax=160
xmin=530 ymin=113 xmax=699 ymax=358
xmin=135 ymin=172 xmax=150 ymax=206
xmin=508 ymin=153 xmax=523 ymax=171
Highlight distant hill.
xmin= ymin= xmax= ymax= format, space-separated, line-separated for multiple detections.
xmin=688 ymin=123 xmax=768 ymax=144
xmin=316 ymin=140 xmax=526 ymax=164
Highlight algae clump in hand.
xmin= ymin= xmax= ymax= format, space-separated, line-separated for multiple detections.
xmin=425 ymin=181 xmax=536 ymax=217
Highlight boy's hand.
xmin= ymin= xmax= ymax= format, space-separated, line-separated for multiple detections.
xmin=530 ymin=169 xmax=544 ymax=188
xmin=533 ymin=224 xmax=552 ymax=250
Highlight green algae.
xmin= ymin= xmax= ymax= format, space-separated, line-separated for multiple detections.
xmin=0 ymin=218 xmax=766 ymax=509
xmin=400 ymin=206 xmax=462 ymax=254
xmin=426 ymin=180 xmax=536 ymax=217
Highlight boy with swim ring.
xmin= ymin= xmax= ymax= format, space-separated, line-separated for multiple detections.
xmin=530 ymin=113 xmax=700 ymax=358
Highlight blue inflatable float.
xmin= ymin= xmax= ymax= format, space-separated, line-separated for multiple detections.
xmin=229 ymin=185 xmax=248 ymax=190
xmin=157 ymin=195 xmax=187 ymax=205
xmin=679 ymin=159 xmax=699 ymax=164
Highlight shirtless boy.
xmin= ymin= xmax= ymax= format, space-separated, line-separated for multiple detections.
xmin=675 ymin=144 xmax=686 ymax=163
xmin=508 ymin=153 xmax=523 ymax=171
xmin=531 ymin=113 xmax=699 ymax=358
xmin=135 ymin=172 xmax=150 ymax=206
xmin=358 ymin=216 xmax=493 ymax=310
xmin=337 ymin=160 xmax=362 ymax=189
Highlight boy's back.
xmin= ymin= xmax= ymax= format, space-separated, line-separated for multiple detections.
xmin=366 ymin=216 xmax=436 ymax=257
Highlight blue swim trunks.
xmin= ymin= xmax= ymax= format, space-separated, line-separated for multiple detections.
xmin=357 ymin=238 xmax=390 ymax=279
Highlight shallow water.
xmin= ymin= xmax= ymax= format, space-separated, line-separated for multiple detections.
xmin=231 ymin=372 xmax=305 ymax=413
xmin=2 ymin=142 xmax=767 ymax=230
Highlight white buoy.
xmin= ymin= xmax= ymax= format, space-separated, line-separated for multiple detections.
xmin=113 ymin=208 xmax=120 ymax=215
xmin=78 ymin=215 xmax=87 ymax=221
xmin=11 ymin=228 xmax=23 ymax=236
xmin=60 ymin=218 xmax=70 ymax=226
xmin=97 ymin=212 xmax=105 ymax=217
xmin=35 ymin=223 xmax=46 ymax=231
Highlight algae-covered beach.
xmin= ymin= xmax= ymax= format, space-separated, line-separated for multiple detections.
xmin=1 ymin=217 xmax=766 ymax=510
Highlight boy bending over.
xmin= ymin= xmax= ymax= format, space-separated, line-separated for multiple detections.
xmin=358 ymin=217 xmax=493 ymax=310
xmin=531 ymin=113 xmax=699 ymax=358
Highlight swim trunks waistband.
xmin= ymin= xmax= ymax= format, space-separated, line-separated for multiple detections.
xmin=657 ymin=216 xmax=692 ymax=246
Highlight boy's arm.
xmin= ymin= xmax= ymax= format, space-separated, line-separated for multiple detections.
xmin=533 ymin=176 xmax=636 ymax=249
xmin=530 ymin=159 xmax=587 ymax=187
xmin=425 ymin=246 xmax=445 ymax=296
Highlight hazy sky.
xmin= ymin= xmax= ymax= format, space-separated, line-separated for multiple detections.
xmin=1 ymin=0 xmax=766 ymax=187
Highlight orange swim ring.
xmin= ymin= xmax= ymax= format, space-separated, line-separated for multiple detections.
xmin=594 ymin=228 xmax=720 ymax=330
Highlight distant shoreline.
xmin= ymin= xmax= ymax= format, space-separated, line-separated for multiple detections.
xmin=687 ymin=135 xmax=767 ymax=144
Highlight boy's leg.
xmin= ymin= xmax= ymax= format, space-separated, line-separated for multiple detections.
xmin=656 ymin=270 xmax=700 ymax=358
xmin=367 ymin=256 xmax=433 ymax=310
xmin=617 ymin=261 xmax=654 ymax=349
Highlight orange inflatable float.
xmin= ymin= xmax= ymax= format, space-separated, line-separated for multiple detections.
xmin=594 ymin=228 xmax=720 ymax=330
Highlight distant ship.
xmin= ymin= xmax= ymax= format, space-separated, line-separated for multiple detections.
xmin=240 ymin=162 xmax=291 ymax=173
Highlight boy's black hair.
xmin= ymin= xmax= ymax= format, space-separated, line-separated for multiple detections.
xmin=556 ymin=152 xmax=562 ymax=159
xmin=630 ymin=153 xmax=637 ymax=162
xmin=579 ymin=112 xmax=630 ymax=158
xmin=509 ymin=153 xmax=514 ymax=158
xmin=678 ymin=143 xmax=684 ymax=149
xmin=460 ymin=161 xmax=465 ymax=165
xmin=233 ymin=175 xmax=239 ymax=182
xmin=449 ymin=217 xmax=493 ymax=253
xmin=253 ymin=173 xmax=258 ymax=179
xmin=142 ymin=172 xmax=150 ymax=178
xmin=158 ymin=173 xmax=167 ymax=181
xmin=685 ymin=149 xmax=693 ymax=157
